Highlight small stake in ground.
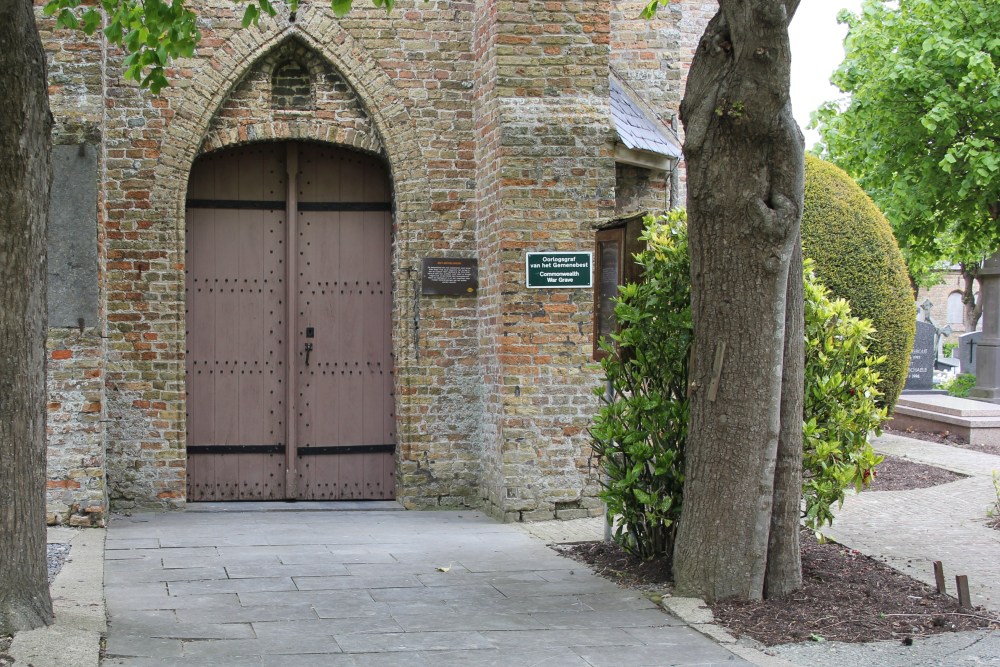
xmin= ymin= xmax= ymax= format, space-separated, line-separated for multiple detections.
xmin=956 ymin=575 xmax=972 ymax=608
xmin=933 ymin=561 xmax=946 ymax=594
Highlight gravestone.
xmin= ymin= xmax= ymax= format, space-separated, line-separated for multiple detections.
xmin=903 ymin=320 xmax=935 ymax=392
xmin=958 ymin=331 xmax=982 ymax=375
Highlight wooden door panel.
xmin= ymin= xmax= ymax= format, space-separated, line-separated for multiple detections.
xmin=186 ymin=144 xmax=288 ymax=501
xmin=188 ymin=142 xmax=393 ymax=502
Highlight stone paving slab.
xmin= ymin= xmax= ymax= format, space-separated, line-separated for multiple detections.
xmin=103 ymin=509 xmax=753 ymax=666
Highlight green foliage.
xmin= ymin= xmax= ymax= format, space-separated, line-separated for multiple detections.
xmin=815 ymin=0 xmax=1000 ymax=279
xmin=592 ymin=213 xmax=887 ymax=558
xmin=942 ymin=373 xmax=977 ymax=398
xmin=44 ymin=0 xmax=199 ymax=92
xmin=590 ymin=210 xmax=690 ymax=560
xmin=802 ymin=155 xmax=915 ymax=411
xmin=801 ymin=262 xmax=887 ymax=531
xmin=43 ymin=0 xmax=420 ymax=92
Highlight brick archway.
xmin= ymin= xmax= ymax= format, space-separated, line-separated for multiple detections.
xmin=133 ymin=16 xmax=429 ymax=506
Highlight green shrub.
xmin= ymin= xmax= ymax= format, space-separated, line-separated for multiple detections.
xmin=802 ymin=263 xmax=887 ymax=530
xmin=593 ymin=213 xmax=886 ymax=559
xmin=942 ymin=373 xmax=976 ymax=398
xmin=590 ymin=210 xmax=689 ymax=560
xmin=802 ymin=155 xmax=915 ymax=411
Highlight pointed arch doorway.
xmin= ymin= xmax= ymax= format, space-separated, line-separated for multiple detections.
xmin=184 ymin=141 xmax=396 ymax=502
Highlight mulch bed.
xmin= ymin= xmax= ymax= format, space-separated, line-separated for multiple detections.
xmin=712 ymin=533 xmax=998 ymax=645
xmin=555 ymin=534 xmax=1000 ymax=646
xmin=863 ymin=455 xmax=966 ymax=492
xmin=884 ymin=427 xmax=1000 ymax=457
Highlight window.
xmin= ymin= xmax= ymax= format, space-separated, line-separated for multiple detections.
xmin=593 ymin=213 xmax=646 ymax=360
xmin=946 ymin=291 xmax=964 ymax=325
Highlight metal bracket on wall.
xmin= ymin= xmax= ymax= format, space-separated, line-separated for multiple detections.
xmin=405 ymin=266 xmax=419 ymax=361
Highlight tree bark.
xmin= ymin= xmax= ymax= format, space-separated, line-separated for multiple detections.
xmin=960 ymin=262 xmax=983 ymax=332
xmin=672 ymin=0 xmax=804 ymax=602
xmin=765 ymin=239 xmax=803 ymax=597
xmin=0 ymin=0 xmax=54 ymax=634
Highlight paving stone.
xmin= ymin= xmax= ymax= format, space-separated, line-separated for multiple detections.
xmin=390 ymin=611 xmax=545 ymax=632
xmin=480 ymin=627 xmax=645 ymax=649
xmin=293 ymin=574 xmax=421 ymax=590
xmin=258 ymin=654 xmax=356 ymax=667
xmin=106 ymin=538 xmax=162 ymax=549
xmin=107 ymin=567 xmax=229 ymax=583
xmin=168 ymin=576 xmax=297 ymax=596
xmin=492 ymin=579 xmax=622 ymax=597
xmin=103 ymin=634 xmax=184 ymax=659
xmin=238 ymin=588 xmax=375 ymax=608
xmin=575 ymin=642 xmax=752 ymax=666
xmin=226 ymin=563 xmax=351 ymax=578
xmin=362 ymin=647 xmax=592 ymax=667
xmin=528 ymin=609 xmax=682 ymax=629
xmin=251 ymin=616 xmax=403 ymax=638
xmin=104 ymin=657 xmax=264 ymax=667
xmin=335 ymin=630 xmax=495 ymax=653
xmin=179 ymin=603 xmax=320 ymax=624
xmin=368 ymin=584 xmax=507 ymax=603
xmin=180 ymin=636 xmax=344 ymax=658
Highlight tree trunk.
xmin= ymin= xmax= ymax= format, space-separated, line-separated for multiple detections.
xmin=960 ymin=262 xmax=983 ymax=332
xmin=672 ymin=0 xmax=804 ymax=602
xmin=0 ymin=0 xmax=54 ymax=634
xmin=765 ymin=240 xmax=803 ymax=597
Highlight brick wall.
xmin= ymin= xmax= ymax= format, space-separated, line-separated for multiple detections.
xmin=39 ymin=0 xmax=703 ymax=520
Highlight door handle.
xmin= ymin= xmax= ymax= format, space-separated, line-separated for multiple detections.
xmin=304 ymin=342 xmax=313 ymax=366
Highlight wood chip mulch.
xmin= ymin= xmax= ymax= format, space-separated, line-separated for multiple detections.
xmin=712 ymin=533 xmax=999 ymax=645
xmin=863 ymin=454 xmax=966 ymax=492
xmin=555 ymin=534 xmax=999 ymax=646
xmin=884 ymin=427 xmax=1000 ymax=456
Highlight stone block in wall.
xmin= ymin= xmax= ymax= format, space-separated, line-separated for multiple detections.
xmin=48 ymin=143 xmax=99 ymax=329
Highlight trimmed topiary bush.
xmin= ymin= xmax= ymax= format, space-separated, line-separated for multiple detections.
xmin=802 ymin=155 xmax=915 ymax=410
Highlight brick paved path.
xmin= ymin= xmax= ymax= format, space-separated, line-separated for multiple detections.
xmin=823 ymin=433 xmax=1000 ymax=612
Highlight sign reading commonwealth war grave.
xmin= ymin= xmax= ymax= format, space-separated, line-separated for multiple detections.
xmin=526 ymin=252 xmax=593 ymax=289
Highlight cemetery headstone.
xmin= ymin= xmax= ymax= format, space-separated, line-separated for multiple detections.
xmin=904 ymin=320 xmax=935 ymax=392
xmin=958 ymin=331 xmax=982 ymax=375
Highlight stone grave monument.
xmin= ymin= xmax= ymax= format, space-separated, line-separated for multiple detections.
xmin=958 ymin=331 xmax=982 ymax=375
xmin=903 ymin=319 xmax=936 ymax=393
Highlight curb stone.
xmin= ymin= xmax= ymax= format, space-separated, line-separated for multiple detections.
xmin=9 ymin=527 xmax=106 ymax=667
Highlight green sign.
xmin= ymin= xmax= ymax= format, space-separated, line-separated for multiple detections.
xmin=526 ymin=252 xmax=593 ymax=289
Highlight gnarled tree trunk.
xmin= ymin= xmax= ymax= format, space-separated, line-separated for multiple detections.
xmin=0 ymin=0 xmax=54 ymax=634
xmin=673 ymin=0 xmax=804 ymax=602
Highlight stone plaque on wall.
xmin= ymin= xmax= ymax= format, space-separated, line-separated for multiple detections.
xmin=48 ymin=143 xmax=99 ymax=328
xmin=421 ymin=257 xmax=478 ymax=296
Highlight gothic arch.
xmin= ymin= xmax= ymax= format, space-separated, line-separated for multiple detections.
xmin=146 ymin=14 xmax=428 ymax=492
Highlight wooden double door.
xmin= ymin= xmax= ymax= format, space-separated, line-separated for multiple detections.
xmin=185 ymin=142 xmax=395 ymax=501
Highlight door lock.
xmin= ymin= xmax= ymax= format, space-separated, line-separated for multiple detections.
xmin=304 ymin=342 xmax=313 ymax=366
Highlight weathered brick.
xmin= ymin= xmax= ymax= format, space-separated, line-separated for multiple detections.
xmin=40 ymin=0 xmax=709 ymax=522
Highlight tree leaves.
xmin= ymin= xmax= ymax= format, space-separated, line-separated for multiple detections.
xmin=43 ymin=0 xmax=423 ymax=92
xmin=815 ymin=0 xmax=1000 ymax=274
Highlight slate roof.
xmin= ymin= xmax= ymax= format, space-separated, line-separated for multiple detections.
xmin=610 ymin=76 xmax=682 ymax=159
